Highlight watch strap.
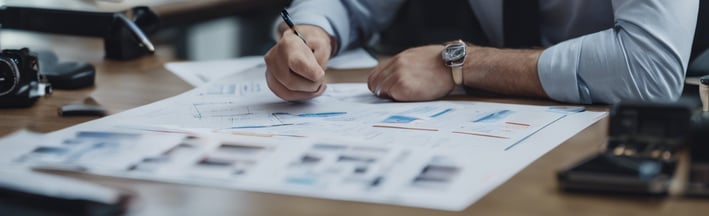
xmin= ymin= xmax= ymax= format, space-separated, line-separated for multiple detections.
xmin=452 ymin=66 xmax=463 ymax=85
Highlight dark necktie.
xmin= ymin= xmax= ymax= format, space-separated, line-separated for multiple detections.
xmin=503 ymin=0 xmax=541 ymax=48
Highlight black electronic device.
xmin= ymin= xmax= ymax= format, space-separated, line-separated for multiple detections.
xmin=0 ymin=48 xmax=52 ymax=108
xmin=0 ymin=169 xmax=131 ymax=216
xmin=686 ymin=112 xmax=709 ymax=197
xmin=36 ymin=50 xmax=95 ymax=90
xmin=558 ymin=103 xmax=692 ymax=196
xmin=43 ymin=62 xmax=96 ymax=89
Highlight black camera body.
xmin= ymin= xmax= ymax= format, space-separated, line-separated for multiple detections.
xmin=0 ymin=48 xmax=51 ymax=108
xmin=686 ymin=112 xmax=709 ymax=196
xmin=558 ymin=103 xmax=692 ymax=196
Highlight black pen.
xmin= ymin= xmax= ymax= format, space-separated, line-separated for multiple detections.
xmin=280 ymin=8 xmax=308 ymax=44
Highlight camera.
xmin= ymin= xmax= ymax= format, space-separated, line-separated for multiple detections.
xmin=558 ymin=103 xmax=692 ymax=196
xmin=0 ymin=48 xmax=51 ymax=108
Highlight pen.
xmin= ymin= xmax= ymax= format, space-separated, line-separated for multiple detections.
xmin=280 ymin=8 xmax=308 ymax=44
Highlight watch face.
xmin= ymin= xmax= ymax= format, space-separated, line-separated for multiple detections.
xmin=442 ymin=44 xmax=466 ymax=62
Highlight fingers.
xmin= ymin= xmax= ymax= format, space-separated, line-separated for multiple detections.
xmin=368 ymin=55 xmax=406 ymax=98
xmin=373 ymin=73 xmax=397 ymax=99
xmin=267 ymin=69 xmax=327 ymax=101
xmin=307 ymin=35 xmax=332 ymax=69
xmin=286 ymin=51 xmax=324 ymax=89
xmin=284 ymin=25 xmax=333 ymax=79
xmin=372 ymin=71 xmax=416 ymax=101
xmin=276 ymin=32 xmax=325 ymax=91
xmin=367 ymin=45 xmax=453 ymax=102
xmin=264 ymin=26 xmax=334 ymax=101
xmin=367 ymin=58 xmax=396 ymax=95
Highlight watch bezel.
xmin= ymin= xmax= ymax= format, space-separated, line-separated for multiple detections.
xmin=442 ymin=41 xmax=467 ymax=67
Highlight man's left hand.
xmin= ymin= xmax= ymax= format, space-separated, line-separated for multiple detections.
xmin=367 ymin=45 xmax=456 ymax=101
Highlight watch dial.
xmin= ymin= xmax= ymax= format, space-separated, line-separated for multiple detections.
xmin=443 ymin=45 xmax=466 ymax=61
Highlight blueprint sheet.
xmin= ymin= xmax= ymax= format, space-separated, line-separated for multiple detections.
xmin=0 ymin=64 xmax=605 ymax=211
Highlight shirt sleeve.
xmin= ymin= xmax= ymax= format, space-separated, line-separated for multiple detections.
xmin=285 ymin=0 xmax=405 ymax=54
xmin=537 ymin=0 xmax=699 ymax=104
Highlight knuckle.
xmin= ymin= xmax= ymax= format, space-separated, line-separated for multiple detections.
xmin=280 ymin=74 xmax=295 ymax=88
xmin=389 ymin=76 xmax=411 ymax=101
xmin=308 ymin=38 xmax=324 ymax=49
xmin=264 ymin=50 xmax=272 ymax=60
xmin=264 ymin=49 xmax=276 ymax=63
xmin=393 ymin=76 xmax=409 ymax=91
xmin=288 ymin=55 xmax=306 ymax=70
xmin=388 ymin=88 xmax=402 ymax=101
xmin=392 ymin=57 xmax=408 ymax=69
xmin=389 ymin=87 xmax=411 ymax=102
xmin=267 ymin=77 xmax=288 ymax=99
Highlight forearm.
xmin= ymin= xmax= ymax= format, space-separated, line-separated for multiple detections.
xmin=535 ymin=0 xmax=697 ymax=104
xmin=463 ymin=46 xmax=547 ymax=98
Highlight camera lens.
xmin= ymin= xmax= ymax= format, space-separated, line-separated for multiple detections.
xmin=0 ymin=58 xmax=20 ymax=96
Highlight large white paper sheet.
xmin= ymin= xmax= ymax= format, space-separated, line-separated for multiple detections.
xmin=166 ymin=48 xmax=378 ymax=87
xmin=0 ymin=64 xmax=605 ymax=211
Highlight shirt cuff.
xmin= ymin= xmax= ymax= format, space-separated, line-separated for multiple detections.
xmin=288 ymin=1 xmax=350 ymax=55
xmin=288 ymin=13 xmax=339 ymax=53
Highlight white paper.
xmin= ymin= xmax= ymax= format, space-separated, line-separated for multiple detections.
xmin=0 ymin=129 xmax=186 ymax=172
xmin=326 ymin=48 xmax=379 ymax=70
xmin=0 ymin=64 xmax=606 ymax=211
xmin=165 ymin=56 xmax=265 ymax=87
xmin=165 ymin=48 xmax=378 ymax=87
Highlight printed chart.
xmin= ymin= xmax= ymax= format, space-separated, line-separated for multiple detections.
xmin=0 ymin=66 xmax=606 ymax=211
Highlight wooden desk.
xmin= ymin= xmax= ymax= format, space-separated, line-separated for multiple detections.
xmin=1 ymin=32 xmax=708 ymax=216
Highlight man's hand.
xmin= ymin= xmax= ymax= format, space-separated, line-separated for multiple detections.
xmin=264 ymin=25 xmax=333 ymax=101
xmin=367 ymin=45 xmax=455 ymax=101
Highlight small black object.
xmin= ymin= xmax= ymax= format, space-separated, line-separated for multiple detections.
xmin=104 ymin=9 xmax=157 ymax=60
xmin=701 ymin=75 xmax=709 ymax=85
xmin=558 ymin=103 xmax=692 ymax=196
xmin=0 ymin=48 xmax=52 ymax=108
xmin=36 ymin=50 xmax=95 ymax=89
xmin=58 ymin=104 xmax=107 ymax=117
xmin=0 ymin=169 xmax=131 ymax=216
xmin=43 ymin=62 xmax=96 ymax=89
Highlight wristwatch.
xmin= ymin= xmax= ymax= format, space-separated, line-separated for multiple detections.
xmin=442 ymin=40 xmax=467 ymax=85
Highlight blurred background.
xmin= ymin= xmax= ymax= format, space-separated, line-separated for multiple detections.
xmin=0 ymin=0 xmax=291 ymax=60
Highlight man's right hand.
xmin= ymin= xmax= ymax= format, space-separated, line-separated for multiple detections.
xmin=264 ymin=24 xmax=334 ymax=101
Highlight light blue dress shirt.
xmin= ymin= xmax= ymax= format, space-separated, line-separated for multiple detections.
xmin=286 ymin=0 xmax=699 ymax=104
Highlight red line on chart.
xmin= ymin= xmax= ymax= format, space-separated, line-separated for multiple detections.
xmin=452 ymin=131 xmax=510 ymax=139
xmin=216 ymin=131 xmax=307 ymax=138
xmin=121 ymin=126 xmax=198 ymax=136
xmin=372 ymin=125 xmax=439 ymax=132
xmin=505 ymin=122 xmax=530 ymax=127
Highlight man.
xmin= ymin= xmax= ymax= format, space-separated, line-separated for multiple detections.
xmin=264 ymin=0 xmax=699 ymax=104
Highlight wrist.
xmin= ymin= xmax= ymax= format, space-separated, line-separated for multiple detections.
xmin=442 ymin=40 xmax=467 ymax=86
xmin=462 ymin=44 xmax=486 ymax=87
